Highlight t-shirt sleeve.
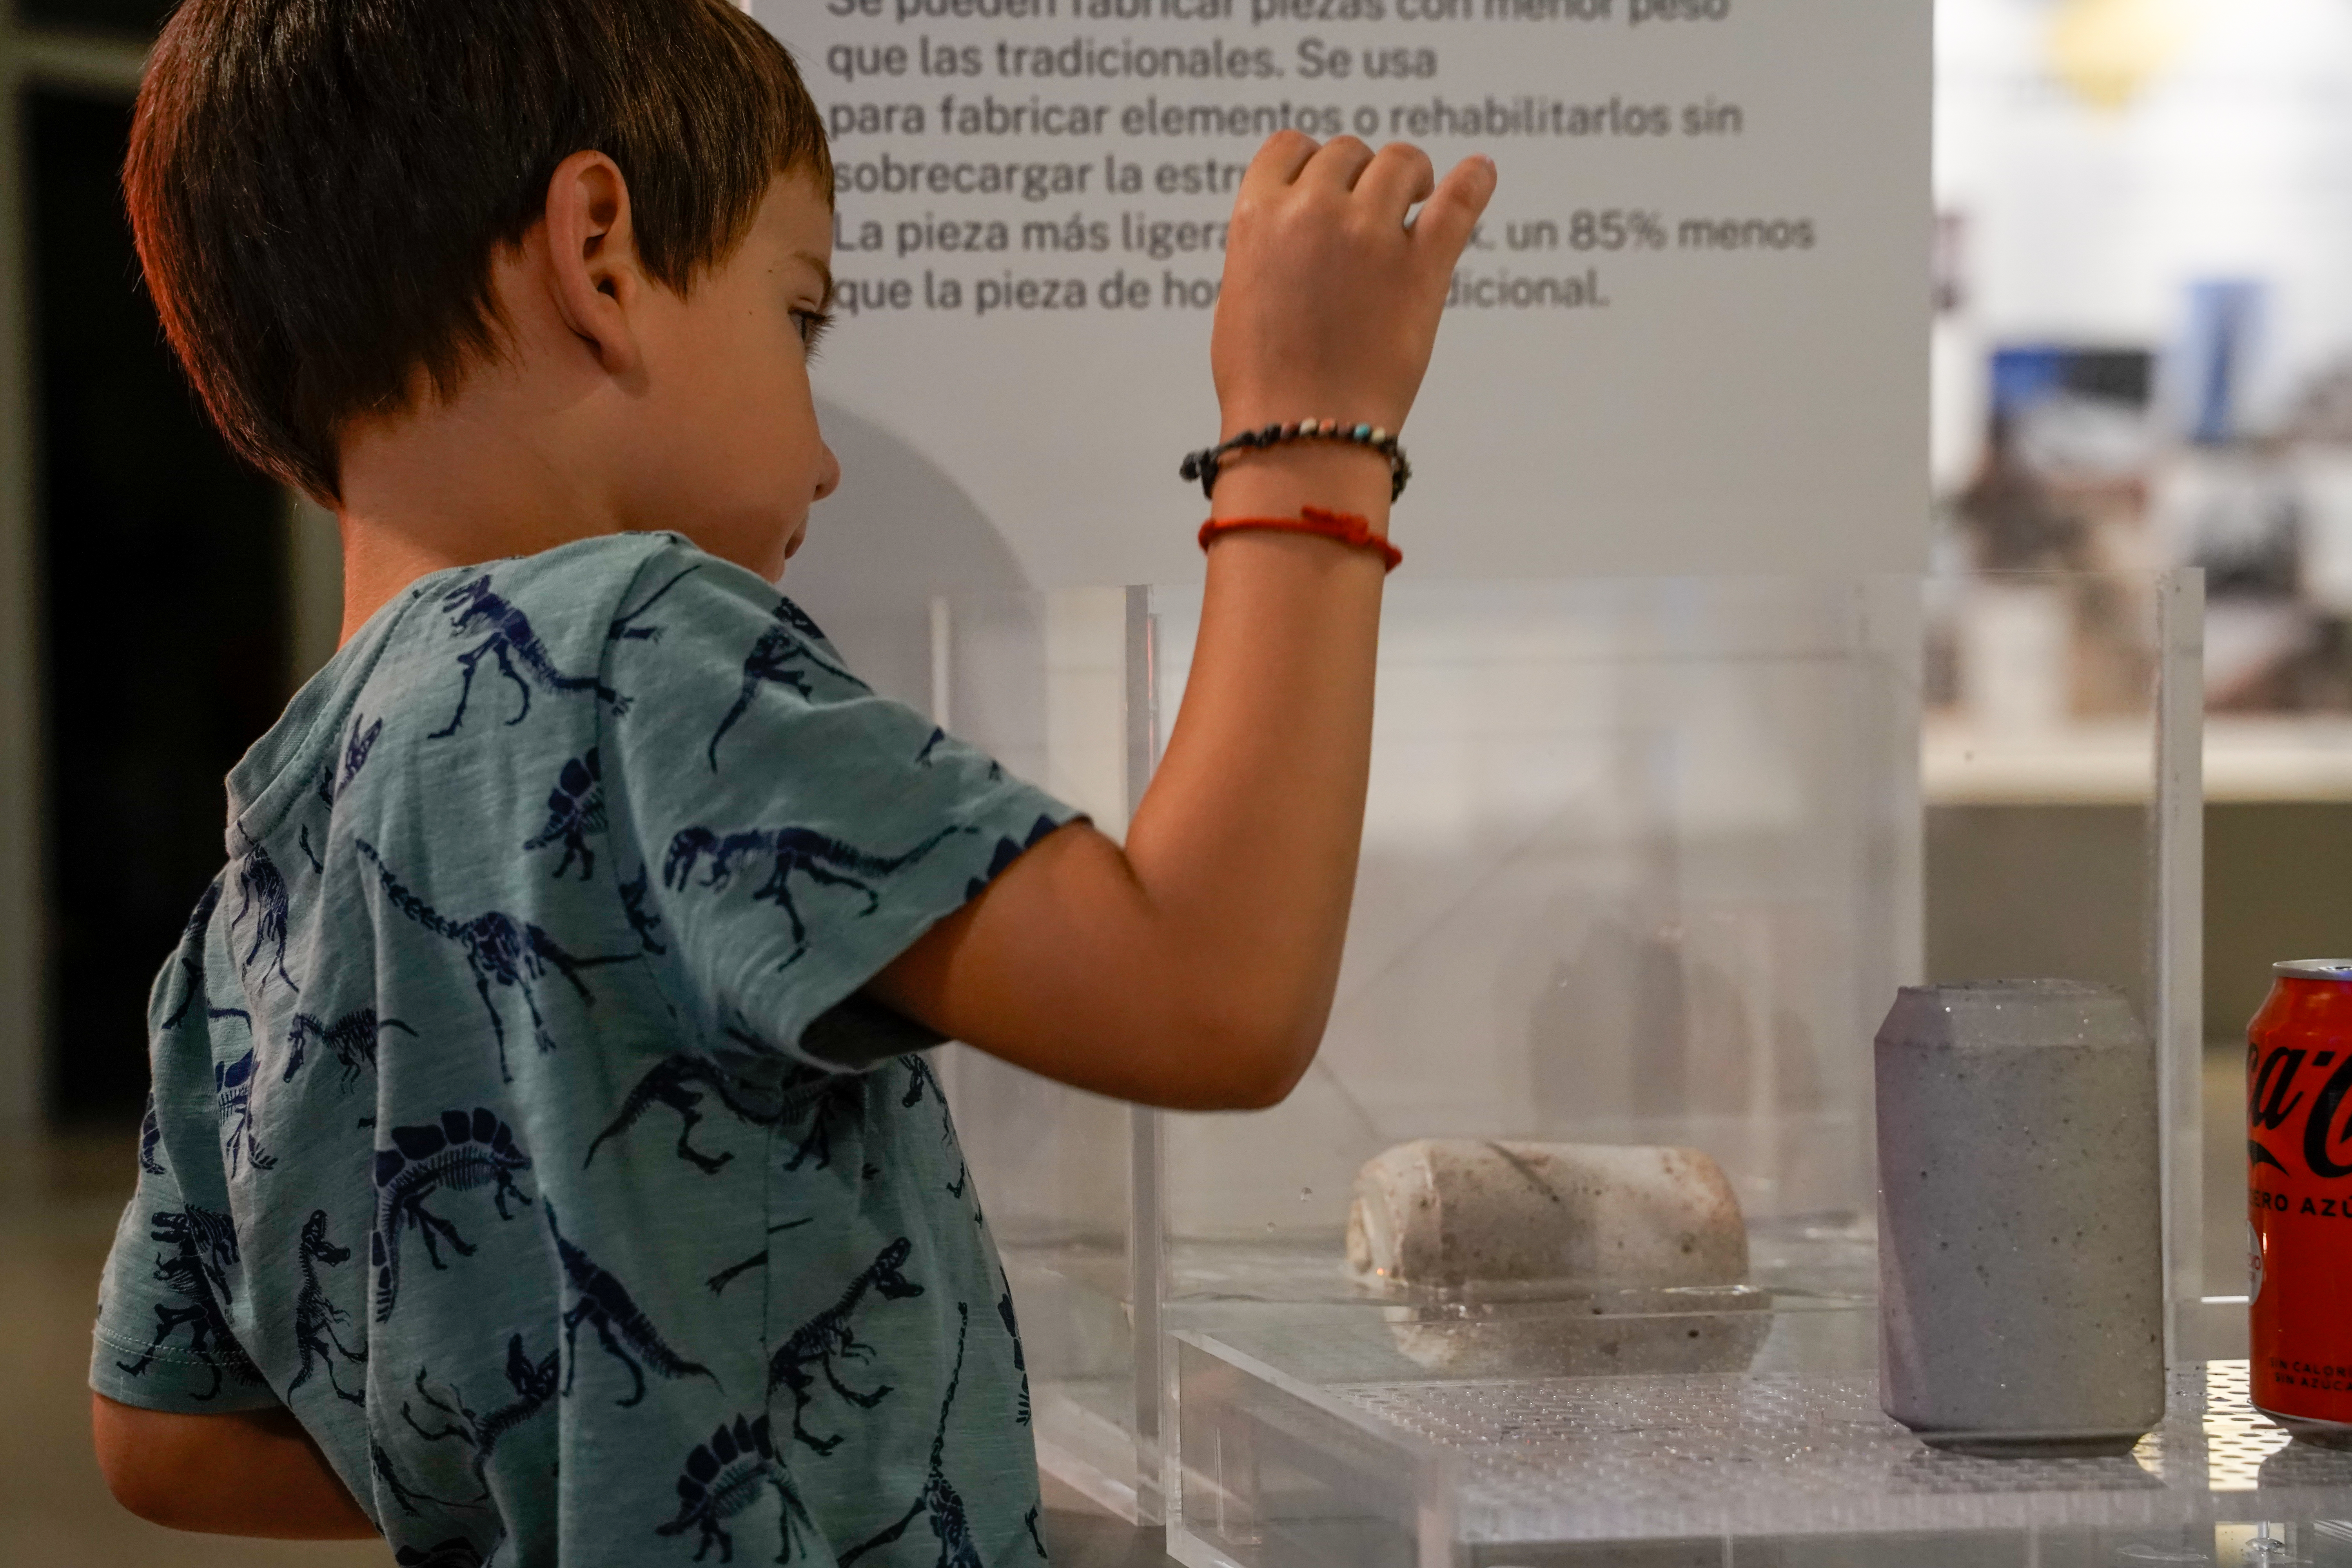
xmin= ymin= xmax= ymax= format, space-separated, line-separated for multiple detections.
xmin=603 ymin=543 xmax=1079 ymax=1070
xmin=91 ymin=966 xmax=277 ymax=1412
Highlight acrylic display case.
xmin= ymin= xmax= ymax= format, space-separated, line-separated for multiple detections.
xmin=920 ymin=568 xmax=2323 ymax=1563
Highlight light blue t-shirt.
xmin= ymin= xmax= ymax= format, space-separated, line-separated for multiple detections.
xmin=91 ymin=534 xmax=1073 ymax=1567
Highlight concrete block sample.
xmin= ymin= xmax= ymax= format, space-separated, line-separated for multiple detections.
xmin=1876 ymin=980 xmax=2164 ymax=1457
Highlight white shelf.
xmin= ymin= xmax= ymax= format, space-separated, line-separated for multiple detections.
xmin=1927 ymin=717 xmax=2352 ymax=805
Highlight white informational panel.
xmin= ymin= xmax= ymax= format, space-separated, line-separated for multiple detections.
xmin=757 ymin=0 xmax=1929 ymax=586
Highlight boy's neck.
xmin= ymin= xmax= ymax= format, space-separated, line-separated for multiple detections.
xmin=333 ymin=359 xmax=626 ymax=645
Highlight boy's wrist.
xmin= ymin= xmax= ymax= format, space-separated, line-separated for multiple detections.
xmin=1206 ymin=442 xmax=1394 ymax=534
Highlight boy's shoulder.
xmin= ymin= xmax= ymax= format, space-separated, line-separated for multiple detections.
xmin=385 ymin=531 xmax=771 ymax=669
xmin=346 ymin=531 xmax=843 ymax=762
xmin=229 ymin=532 xmax=829 ymax=849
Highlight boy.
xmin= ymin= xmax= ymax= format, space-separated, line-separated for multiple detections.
xmin=88 ymin=0 xmax=1493 ymax=1561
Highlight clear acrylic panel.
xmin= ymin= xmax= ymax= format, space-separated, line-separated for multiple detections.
xmin=1143 ymin=575 xmax=1920 ymax=1292
xmin=1920 ymin=572 xmax=2220 ymax=1349
xmin=922 ymin=587 xmax=1154 ymax=1517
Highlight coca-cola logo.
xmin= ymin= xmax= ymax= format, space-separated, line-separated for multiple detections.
xmin=2250 ymin=1042 xmax=2352 ymax=1179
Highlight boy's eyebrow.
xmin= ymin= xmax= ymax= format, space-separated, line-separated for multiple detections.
xmin=796 ymin=250 xmax=836 ymax=310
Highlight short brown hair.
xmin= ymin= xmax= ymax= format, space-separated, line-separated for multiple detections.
xmin=126 ymin=0 xmax=831 ymax=503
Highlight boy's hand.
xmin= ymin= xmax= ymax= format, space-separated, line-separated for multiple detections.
xmin=1212 ymin=135 xmax=1495 ymax=441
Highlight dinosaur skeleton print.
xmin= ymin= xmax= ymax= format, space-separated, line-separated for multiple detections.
xmin=95 ymin=534 xmax=1071 ymax=1566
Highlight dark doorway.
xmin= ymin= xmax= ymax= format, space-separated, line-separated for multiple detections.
xmin=29 ymin=87 xmax=290 ymax=1123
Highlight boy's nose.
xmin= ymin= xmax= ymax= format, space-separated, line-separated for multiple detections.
xmin=813 ymin=439 xmax=842 ymax=503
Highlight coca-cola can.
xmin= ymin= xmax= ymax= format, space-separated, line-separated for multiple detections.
xmin=2248 ymin=958 xmax=2352 ymax=1447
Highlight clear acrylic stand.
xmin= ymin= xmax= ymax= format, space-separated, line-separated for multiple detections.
xmin=933 ymin=569 xmax=2299 ymax=1562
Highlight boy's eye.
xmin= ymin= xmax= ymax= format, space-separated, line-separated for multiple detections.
xmin=793 ymin=308 xmax=836 ymax=357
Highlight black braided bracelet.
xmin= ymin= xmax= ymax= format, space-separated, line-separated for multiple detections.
xmin=1180 ymin=419 xmax=1412 ymax=502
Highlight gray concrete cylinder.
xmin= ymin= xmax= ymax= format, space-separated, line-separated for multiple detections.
xmin=1876 ymin=980 xmax=2165 ymax=1457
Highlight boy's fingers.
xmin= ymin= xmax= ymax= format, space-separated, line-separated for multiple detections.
xmin=1243 ymin=129 xmax=1320 ymax=193
xmin=1411 ymin=155 xmax=1498 ymax=260
xmin=1357 ymin=143 xmax=1436 ymax=226
xmin=1301 ymin=135 xmax=1377 ymax=192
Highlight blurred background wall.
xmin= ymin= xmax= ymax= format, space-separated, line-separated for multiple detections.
xmin=0 ymin=0 xmax=2350 ymax=1557
xmin=1927 ymin=0 xmax=2352 ymax=1039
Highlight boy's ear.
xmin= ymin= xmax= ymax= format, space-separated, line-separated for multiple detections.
xmin=542 ymin=151 xmax=647 ymax=378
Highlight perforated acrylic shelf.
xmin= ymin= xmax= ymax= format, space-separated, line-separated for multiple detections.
xmin=1172 ymin=1348 xmax=2352 ymax=1567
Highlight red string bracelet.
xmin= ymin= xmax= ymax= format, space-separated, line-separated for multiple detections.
xmin=1197 ymin=506 xmax=1403 ymax=573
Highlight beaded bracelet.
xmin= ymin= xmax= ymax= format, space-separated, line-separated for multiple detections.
xmin=1198 ymin=507 xmax=1403 ymax=572
xmin=1181 ymin=419 xmax=1412 ymax=502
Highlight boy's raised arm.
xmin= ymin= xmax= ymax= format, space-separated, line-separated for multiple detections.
xmin=869 ymin=133 xmax=1495 ymax=1112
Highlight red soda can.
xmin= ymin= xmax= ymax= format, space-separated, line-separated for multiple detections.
xmin=2249 ymin=958 xmax=2352 ymax=1446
